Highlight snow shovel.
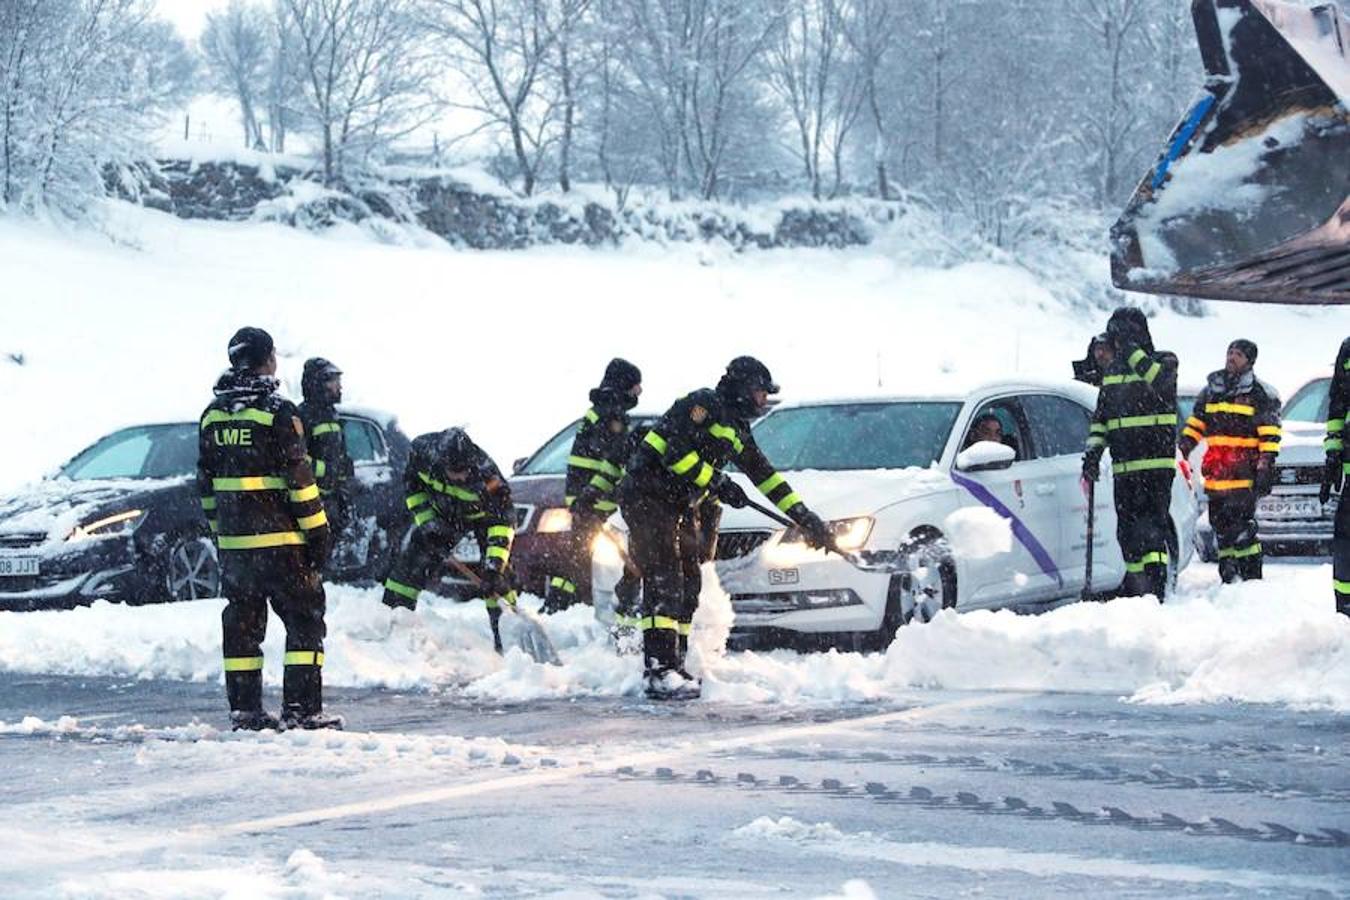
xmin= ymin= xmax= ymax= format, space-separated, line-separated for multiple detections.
xmin=445 ymin=558 xmax=562 ymax=666
xmin=740 ymin=498 xmax=906 ymax=575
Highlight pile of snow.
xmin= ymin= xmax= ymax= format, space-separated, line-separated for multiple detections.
xmin=942 ymin=506 xmax=1013 ymax=559
xmin=0 ymin=564 xmax=1345 ymax=711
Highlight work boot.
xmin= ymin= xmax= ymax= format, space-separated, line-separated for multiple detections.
xmin=281 ymin=708 xmax=345 ymax=730
xmin=230 ymin=709 xmax=281 ymax=732
xmin=644 ymin=667 xmax=701 ymax=701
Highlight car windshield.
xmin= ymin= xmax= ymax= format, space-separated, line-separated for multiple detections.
xmin=1282 ymin=377 xmax=1330 ymax=423
xmin=59 ymin=424 xmax=198 ymax=481
xmin=518 ymin=415 xmax=656 ymax=476
xmin=751 ymin=402 xmax=961 ymax=471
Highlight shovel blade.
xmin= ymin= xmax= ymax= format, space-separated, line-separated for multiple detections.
xmin=507 ymin=606 xmax=563 ymax=666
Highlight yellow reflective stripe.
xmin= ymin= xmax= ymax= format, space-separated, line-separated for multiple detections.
xmin=589 ymin=473 xmax=616 ymax=492
xmin=594 ymin=500 xmax=618 ymax=511
xmin=1326 ymin=438 xmax=1344 ymax=452
xmin=1111 ymin=458 xmax=1175 ymax=474
xmin=1086 ymin=436 xmax=1106 ymax=448
xmin=1105 ymin=413 xmax=1177 ymax=430
xmin=1102 ymin=373 xmax=1144 ymax=385
xmin=1327 ymin=418 xmax=1345 ymax=433
xmin=413 ymin=508 xmax=437 ymax=526
xmin=1185 ymin=416 xmax=1206 ymax=431
xmin=486 ymin=546 xmax=510 ymax=561
xmin=568 ymin=455 xmax=623 ymax=478
xmin=693 ymin=463 xmax=715 ymax=488
xmin=549 ymin=577 xmax=577 ymax=594
xmin=757 ymin=473 xmax=785 ymax=494
xmin=1218 ymin=543 xmax=1261 ymax=560
xmin=406 ymin=492 xmax=430 ymax=509
xmin=289 ymin=483 xmax=320 ymax=503
xmin=644 ymin=431 xmax=669 ymax=454
xmin=708 ymin=423 xmax=744 ymax=454
xmin=297 ymin=510 xmax=328 ymax=531
xmin=1335 ymin=580 xmax=1350 ymax=595
xmin=1124 ymin=551 xmax=1169 ymax=573
xmin=1181 ymin=428 xmax=1203 ymax=442
xmin=223 ymin=656 xmax=264 ymax=672
xmin=200 ymin=497 xmax=216 ymax=510
xmin=1256 ymin=425 xmax=1281 ymax=436
xmin=584 ymin=408 xmax=600 ymax=424
xmin=283 ymin=650 xmax=325 ymax=666
xmin=776 ymin=492 xmax=802 ymax=513
xmin=201 ymin=408 xmax=275 ymax=428
xmin=213 ymin=476 xmax=286 ymax=491
xmin=670 ymin=451 xmax=701 ymax=475
xmin=1206 ymin=436 xmax=1259 ymax=448
xmin=417 ymin=472 xmax=480 ymax=501
xmin=384 ymin=579 xmax=420 ymax=600
xmin=313 ymin=459 xmax=327 ymax=479
xmin=638 ymin=615 xmax=680 ymax=631
xmin=1204 ymin=478 xmax=1253 ymax=491
xmin=1143 ymin=362 xmax=1162 ymax=383
xmin=487 ymin=525 xmax=514 ymax=540
xmin=217 ymin=531 xmax=306 ymax=550
xmin=312 ymin=422 xmax=341 ymax=436
xmin=1089 ymin=423 xmax=1107 ymax=434
xmin=1205 ymin=402 xmax=1255 ymax=416
xmin=678 ymin=621 xmax=692 ymax=636
xmin=1128 ymin=348 xmax=1147 ymax=367
xmin=1258 ymin=442 xmax=1280 ymax=453
xmin=208 ymin=520 xmax=219 ymax=533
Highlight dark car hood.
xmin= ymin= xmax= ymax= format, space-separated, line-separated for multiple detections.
xmin=0 ymin=477 xmax=190 ymax=542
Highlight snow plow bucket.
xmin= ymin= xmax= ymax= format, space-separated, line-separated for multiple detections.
xmin=1110 ymin=0 xmax=1349 ymax=305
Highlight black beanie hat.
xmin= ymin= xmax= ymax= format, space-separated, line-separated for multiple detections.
xmin=1228 ymin=339 xmax=1257 ymax=365
xmin=600 ymin=357 xmax=642 ymax=392
xmin=227 ymin=327 xmax=274 ymax=370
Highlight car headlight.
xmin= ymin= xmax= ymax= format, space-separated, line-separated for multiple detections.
xmin=68 ymin=509 xmax=144 ymax=542
xmin=592 ymin=530 xmax=627 ymax=566
xmin=534 ymin=507 xmax=573 ymax=533
xmin=781 ymin=516 xmax=874 ymax=551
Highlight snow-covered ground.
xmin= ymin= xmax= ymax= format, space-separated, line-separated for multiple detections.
xmin=1 ymin=200 xmax=1342 ymax=491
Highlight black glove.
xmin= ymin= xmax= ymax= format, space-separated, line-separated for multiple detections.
xmin=1323 ymin=453 xmax=1344 ymax=505
xmin=796 ymin=509 xmax=834 ymax=551
xmin=480 ymin=567 xmax=512 ymax=598
xmin=712 ymin=475 xmax=749 ymax=509
xmin=1255 ymin=461 xmax=1275 ymax=498
xmin=1081 ymin=451 xmax=1101 ymax=483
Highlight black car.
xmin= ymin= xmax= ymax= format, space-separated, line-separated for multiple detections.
xmin=0 ymin=406 xmax=410 ymax=611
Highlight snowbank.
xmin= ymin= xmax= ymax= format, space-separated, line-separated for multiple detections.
xmin=0 ymin=565 xmax=1345 ymax=711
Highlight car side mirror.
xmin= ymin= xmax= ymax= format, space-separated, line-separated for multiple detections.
xmin=512 ymin=457 xmax=527 ymax=475
xmin=956 ymin=441 xmax=1016 ymax=472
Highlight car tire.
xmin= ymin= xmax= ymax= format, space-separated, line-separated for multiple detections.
xmin=869 ymin=531 xmax=957 ymax=650
xmin=162 ymin=532 xmax=220 ymax=602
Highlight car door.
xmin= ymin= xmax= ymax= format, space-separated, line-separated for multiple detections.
xmin=951 ymin=395 xmax=1066 ymax=609
xmin=337 ymin=414 xmax=395 ymax=572
xmin=1021 ymin=393 xmax=1104 ymax=595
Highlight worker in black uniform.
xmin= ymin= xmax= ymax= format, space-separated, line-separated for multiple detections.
xmin=197 ymin=327 xmax=340 ymax=731
xmin=381 ymin=428 xmax=518 ymax=638
xmin=1322 ymin=337 xmax=1350 ymax=618
xmin=299 ymin=358 xmax=355 ymax=565
xmin=620 ymin=356 xmax=834 ymax=699
xmin=1178 ymin=339 xmax=1281 ymax=583
xmin=545 ymin=358 xmax=643 ymax=618
xmin=1081 ymin=308 xmax=1179 ymax=600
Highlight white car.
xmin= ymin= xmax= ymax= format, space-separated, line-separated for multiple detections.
xmin=593 ymin=379 xmax=1197 ymax=650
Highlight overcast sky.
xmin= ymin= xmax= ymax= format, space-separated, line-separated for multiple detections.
xmin=159 ymin=0 xmax=228 ymax=40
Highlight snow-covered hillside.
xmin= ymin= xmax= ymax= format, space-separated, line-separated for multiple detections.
xmin=0 ymin=201 xmax=1341 ymax=492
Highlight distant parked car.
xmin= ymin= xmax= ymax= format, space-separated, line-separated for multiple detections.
xmin=1260 ymin=375 xmax=1333 ymax=553
xmin=593 ymin=380 xmax=1198 ymax=651
xmin=0 ymin=406 xmax=410 ymax=611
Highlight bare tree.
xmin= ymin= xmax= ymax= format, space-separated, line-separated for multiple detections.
xmin=285 ymin=0 xmax=438 ymax=184
xmin=1069 ymin=0 xmax=1149 ymax=205
xmin=201 ymin=0 xmax=271 ymax=148
xmin=839 ymin=0 xmax=900 ymax=199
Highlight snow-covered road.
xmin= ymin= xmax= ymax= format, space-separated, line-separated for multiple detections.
xmin=1 ymin=562 xmax=1345 ymax=898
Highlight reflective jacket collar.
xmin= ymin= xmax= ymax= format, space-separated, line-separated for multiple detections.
xmin=213 ymin=369 xmax=280 ymax=404
xmin=1205 ymin=367 xmax=1254 ymax=399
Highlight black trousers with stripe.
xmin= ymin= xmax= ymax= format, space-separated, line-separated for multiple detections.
xmin=221 ymin=549 xmax=326 ymax=715
xmin=621 ymin=496 xmax=711 ymax=673
xmin=1208 ymin=489 xmax=1262 ymax=582
xmin=1114 ymin=470 xmax=1173 ymax=599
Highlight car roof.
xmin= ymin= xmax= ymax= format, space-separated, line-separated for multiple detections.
xmin=772 ymin=378 xmax=1098 ymax=410
xmin=107 ymin=404 xmax=400 ymax=433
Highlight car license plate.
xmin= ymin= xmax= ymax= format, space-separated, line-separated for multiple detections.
xmin=0 ymin=555 xmax=39 ymax=577
xmin=1257 ymin=496 xmax=1322 ymax=520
